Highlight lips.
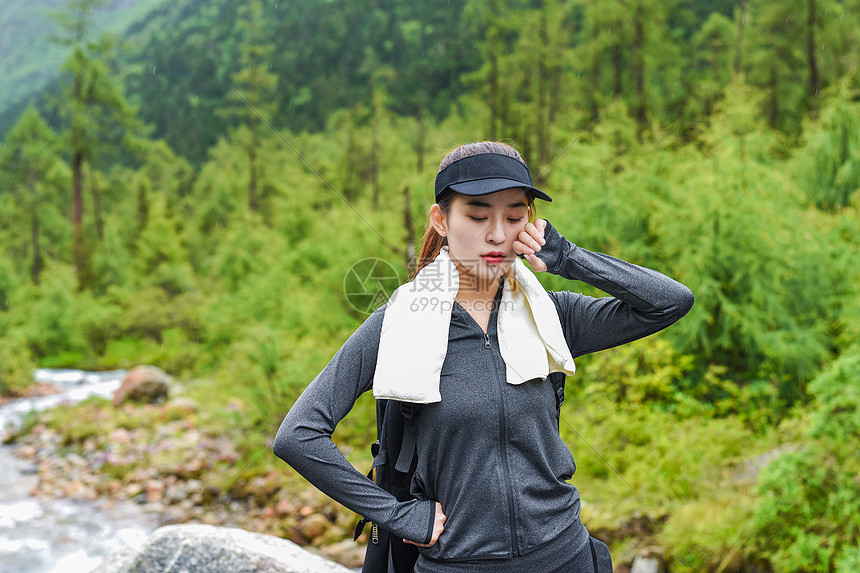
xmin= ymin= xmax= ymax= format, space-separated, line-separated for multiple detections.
xmin=481 ymin=251 xmax=505 ymax=264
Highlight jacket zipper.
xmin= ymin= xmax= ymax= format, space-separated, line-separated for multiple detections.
xmin=484 ymin=330 xmax=521 ymax=556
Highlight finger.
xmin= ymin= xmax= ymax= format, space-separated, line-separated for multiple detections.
xmin=534 ymin=219 xmax=547 ymax=244
xmin=525 ymin=221 xmax=545 ymax=245
xmin=524 ymin=253 xmax=548 ymax=272
xmin=518 ymin=229 xmax=542 ymax=252
xmin=513 ymin=240 xmax=535 ymax=256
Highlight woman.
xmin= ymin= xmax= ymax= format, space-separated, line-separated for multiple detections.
xmin=273 ymin=141 xmax=694 ymax=572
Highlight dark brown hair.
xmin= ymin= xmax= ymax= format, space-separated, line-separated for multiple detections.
xmin=410 ymin=141 xmax=538 ymax=280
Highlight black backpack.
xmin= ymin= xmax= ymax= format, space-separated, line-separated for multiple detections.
xmin=354 ymin=372 xmax=582 ymax=573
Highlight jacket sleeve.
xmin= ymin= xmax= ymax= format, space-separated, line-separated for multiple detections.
xmin=272 ymin=305 xmax=436 ymax=544
xmin=538 ymin=220 xmax=695 ymax=358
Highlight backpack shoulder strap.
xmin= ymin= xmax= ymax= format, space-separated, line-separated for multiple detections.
xmin=393 ymin=402 xmax=423 ymax=473
xmin=549 ymin=372 xmax=566 ymax=418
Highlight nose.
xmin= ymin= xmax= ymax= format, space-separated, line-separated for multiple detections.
xmin=486 ymin=216 xmax=505 ymax=244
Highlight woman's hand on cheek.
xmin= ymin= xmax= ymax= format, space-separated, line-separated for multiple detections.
xmin=514 ymin=219 xmax=548 ymax=272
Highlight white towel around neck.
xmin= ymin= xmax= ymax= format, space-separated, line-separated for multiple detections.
xmin=373 ymin=245 xmax=575 ymax=403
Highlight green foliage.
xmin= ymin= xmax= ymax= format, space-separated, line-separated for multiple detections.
xmin=750 ymin=351 xmax=860 ymax=572
xmin=15 ymin=261 xmax=88 ymax=362
xmin=132 ymin=192 xmax=196 ymax=295
xmin=578 ymin=337 xmax=696 ymax=408
xmin=0 ymin=330 xmax=37 ymax=396
xmin=796 ymin=79 xmax=860 ymax=210
xmin=1 ymin=2 xmax=860 ymax=568
xmin=808 ymin=351 xmax=860 ymax=442
xmin=753 ymin=446 xmax=860 ymax=573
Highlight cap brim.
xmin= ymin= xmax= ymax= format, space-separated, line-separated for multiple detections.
xmin=448 ymin=178 xmax=552 ymax=202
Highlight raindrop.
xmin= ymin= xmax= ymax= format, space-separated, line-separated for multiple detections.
xmin=161 ymin=344 xmax=164 ymax=353
xmin=577 ymin=70 xmax=581 ymax=78
xmin=152 ymin=65 xmax=157 ymax=74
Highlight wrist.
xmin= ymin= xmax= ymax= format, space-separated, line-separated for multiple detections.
xmin=535 ymin=220 xmax=569 ymax=274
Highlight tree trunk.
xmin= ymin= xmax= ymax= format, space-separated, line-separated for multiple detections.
xmin=536 ymin=7 xmax=549 ymax=170
xmin=769 ymin=58 xmax=779 ymax=129
xmin=489 ymin=48 xmax=499 ymax=140
xmin=136 ymin=176 xmax=149 ymax=240
xmin=249 ymin=114 xmax=259 ymax=212
xmin=29 ymin=166 xmax=42 ymax=285
xmin=806 ymin=0 xmax=820 ymax=115
xmin=72 ymin=146 xmax=85 ymax=280
xmin=416 ymin=105 xmax=425 ymax=173
xmin=371 ymin=109 xmax=380 ymax=208
xmin=734 ymin=0 xmax=747 ymax=75
xmin=403 ymin=187 xmax=415 ymax=276
xmin=90 ymin=165 xmax=104 ymax=241
xmin=499 ymin=84 xmax=510 ymax=137
xmin=71 ymin=64 xmax=88 ymax=288
xmin=591 ymin=43 xmax=602 ymax=120
xmin=612 ymin=29 xmax=623 ymax=96
xmin=632 ymin=6 xmax=646 ymax=137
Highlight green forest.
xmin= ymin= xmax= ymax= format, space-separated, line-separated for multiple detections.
xmin=1 ymin=0 xmax=859 ymax=571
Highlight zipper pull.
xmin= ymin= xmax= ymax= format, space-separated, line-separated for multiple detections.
xmin=371 ymin=522 xmax=379 ymax=544
xmin=484 ymin=332 xmax=491 ymax=348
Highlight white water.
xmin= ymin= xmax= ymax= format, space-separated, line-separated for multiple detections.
xmin=0 ymin=369 xmax=128 ymax=436
xmin=0 ymin=369 xmax=159 ymax=573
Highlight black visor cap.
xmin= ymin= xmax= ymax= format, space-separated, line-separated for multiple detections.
xmin=434 ymin=153 xmax=552 ymax=202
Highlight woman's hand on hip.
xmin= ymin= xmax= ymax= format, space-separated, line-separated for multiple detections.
xmin=514 ymin=218 xmax=548 ymax=272
xmin=403 ymin=502 xmax=446 ymax=548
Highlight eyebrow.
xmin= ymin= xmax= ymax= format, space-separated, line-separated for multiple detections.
xmin=464 ymin=199 xmax=528 ymax=209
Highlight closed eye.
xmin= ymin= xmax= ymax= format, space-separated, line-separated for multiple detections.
xmin=507 ymin=218 xmax=523 ymax=223
xmin=469 ymin=216 xmax=487 ymax=221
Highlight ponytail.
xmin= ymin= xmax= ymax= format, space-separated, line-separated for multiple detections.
xmin=410 ymin=191 xmax=455 ymax=280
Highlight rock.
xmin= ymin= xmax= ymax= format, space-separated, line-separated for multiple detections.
xmin=299 ymin=514 xmax=330 ymax=541
xmin=731 ymin=444 xmax=800 ymax=484
xmin=113 ymin=366 xmax=172 ymax=407
xmin=145 ymin=480 xmax=165 ymax=503
xmin=164 ymin=397 xmax=199 ymax=415
xmin=630 ymin=556 xmax=662 ymax=573
xmin=90 ymin=546 xmax=138 ymax=573
xmin=320 ymin=539 xmax=366 ymax=569
xmin=90 ymin=523 xmax=354 ymax=573
xmin=276 ymin=499 xmax=294 ymax=515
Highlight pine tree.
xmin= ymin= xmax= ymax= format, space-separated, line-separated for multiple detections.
xmin=0 ymin=107 xmax=68 ymax=285
xmin=219 ymin=0 xmax=278 ymax=214
xmin=49 ymin=0 xmax=141 ymax=291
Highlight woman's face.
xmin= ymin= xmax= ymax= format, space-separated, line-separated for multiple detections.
xmin=431 ymin=187 xmax=531 ymax=292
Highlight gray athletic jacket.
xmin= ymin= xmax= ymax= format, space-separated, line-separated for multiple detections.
xmin=273 ymin=220 xmax=694 ymax=569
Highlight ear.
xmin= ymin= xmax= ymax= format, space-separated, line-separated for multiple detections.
xmin=429 ymin=204 xmax=448 ymax=237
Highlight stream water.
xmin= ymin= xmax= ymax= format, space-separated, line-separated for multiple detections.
xmin=0 ymin=369 xmax=160 ymax=573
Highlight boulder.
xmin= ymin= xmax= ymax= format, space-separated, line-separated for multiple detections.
xmin=630 ymin=556 xmax=661 ymax=573
xmin=113 ymin=366 xmax=171 ymax=407
xmin=90 ymin=524 xmax=356 ymax=573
